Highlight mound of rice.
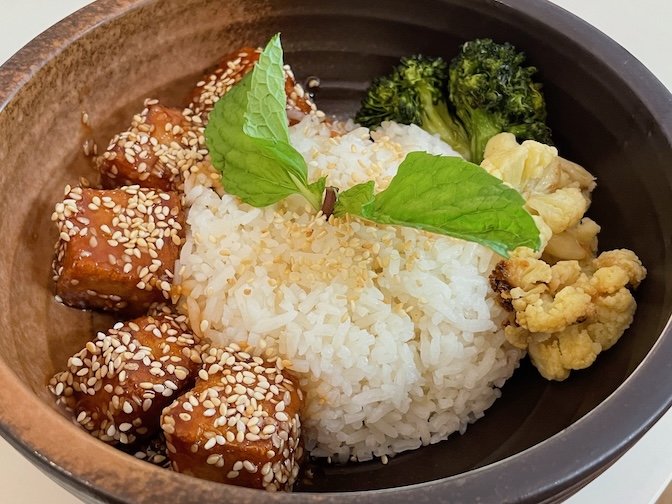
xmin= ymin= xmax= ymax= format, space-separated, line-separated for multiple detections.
xmin=174 ymin=117 xmax=523 ymax=463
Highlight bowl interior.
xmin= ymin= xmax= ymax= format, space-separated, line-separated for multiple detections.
xmin=1 ymin=0 xmax=671 ymax=500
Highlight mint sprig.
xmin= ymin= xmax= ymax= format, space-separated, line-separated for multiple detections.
xmin=205 ymin=34 xmax=325 ymax=211
xmin=205 ymin=34 xmax=540 ymax=257
xmin=335 ymin=153 xmax=540 ymax=256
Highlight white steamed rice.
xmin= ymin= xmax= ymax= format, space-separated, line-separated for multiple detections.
xmin=174 ymin=116 xmax=523 ymax=463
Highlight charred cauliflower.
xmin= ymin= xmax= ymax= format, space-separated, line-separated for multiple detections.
xmin=490 ymin=249 xmax=646 ymax=380
xmin=482 ymin=132 xmax=647 ymax=380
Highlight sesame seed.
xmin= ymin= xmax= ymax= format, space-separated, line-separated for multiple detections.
xmin=206 ymin=454 xmax=221 ymax=465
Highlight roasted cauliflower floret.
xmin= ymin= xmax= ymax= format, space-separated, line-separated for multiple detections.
xmin=481 ymin=133 xmax=597 ymax=260
xmin=482 ymin=133 xmax=596 ymax=198
xmin=526 ymin=187 xmax=588 ymax=234
xmin=594 ymin=249 xmax=647 ymax=288
xmin=543 ymin=217 xmax=600 ymax=262
xmin=490 ymin=249 xmax=646 ymax=380
xmin=516 ymin=285 xmax=593 ymax=334
xmin=527 ymin=326 xmax=601 ymax=381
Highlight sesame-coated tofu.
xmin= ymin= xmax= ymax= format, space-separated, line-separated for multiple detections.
xmin=96 ymin=100 xmax=189 ymax=191
xmin=51 ymin=184 xmax=184 ymax=315
xmin=49 ymin=313 xmax=203 ymax=445
xmin=187 ymin=46 xmax=317 ymax=125
xmin=161 ymin=343 xmax=304 ymax=491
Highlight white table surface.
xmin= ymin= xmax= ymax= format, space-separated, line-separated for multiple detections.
xmin=1 ymin=1 xmax=671 ymax=502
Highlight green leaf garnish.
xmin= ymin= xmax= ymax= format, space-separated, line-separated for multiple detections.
xmin=205 ymin=34 xmax=540 ymax=257
xmin=333 ymin=181 xmax=375 ymax=218
xmin=244 ymin=35 xmax=290 ymax=143
xmin=205 ymin=33 xmax=325 ymax=211
xmin=337 ymin=152 xmax=540 ymax=257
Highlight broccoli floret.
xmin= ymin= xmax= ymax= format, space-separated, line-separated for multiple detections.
xmin=448 ymin=38 xmax=552 ymax=164
xmin=355 ymin=55 xmax=471 ymax=160
xmin=355 ymin=41 xmax=552 ymax=164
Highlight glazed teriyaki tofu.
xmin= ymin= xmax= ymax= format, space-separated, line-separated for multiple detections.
xmin=186 ymin=46 xmax=318 ymax=125
xmin=96 ymin=100 xmax=189 ymax=191
xmin=161 ymin=343 xmax=304 ymax=491
xmin=49 ymin=313 xmax=203 ymax=445
xmin=51 ymin=184 xmax=184 ymax=315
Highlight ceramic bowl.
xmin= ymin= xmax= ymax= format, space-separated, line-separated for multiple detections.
xmin=1 ymin=0 xmax=671 ymax=502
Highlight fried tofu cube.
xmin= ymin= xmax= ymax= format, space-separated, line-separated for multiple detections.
xmin=187 ymin=46 xmax=317 ymax=125
xmin=96 ymin=100 xmax=188 ymax=191
xmin=161 ymin=343 xmax=304 ymax=491
xmin=49 ymin=313 xmax=203 ymax=445
xmin=186 ymin=47 xmax=258 ymax=119
xmin=51 ymin=184 xmax=184 ymax=314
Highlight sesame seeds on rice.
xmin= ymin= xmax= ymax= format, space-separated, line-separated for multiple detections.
xmin=174 ymin=116 xmax=524 ymax=463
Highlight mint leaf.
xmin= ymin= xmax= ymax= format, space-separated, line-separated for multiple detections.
xmin=244 ymin=34 xmax=290 ymax=143
xmin=333 ymin=181 xmax=375 ymax=218
xmin=205 ymin=34 xmax=324 ymax=211
xmin=306 ymin=177 xmax=327 ymax=209
xmin=346 ymin=152 xmax=540 ymax=257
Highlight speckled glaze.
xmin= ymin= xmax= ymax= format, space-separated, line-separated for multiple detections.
xmin=1 ymin=0 xmax=672 ymax=503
